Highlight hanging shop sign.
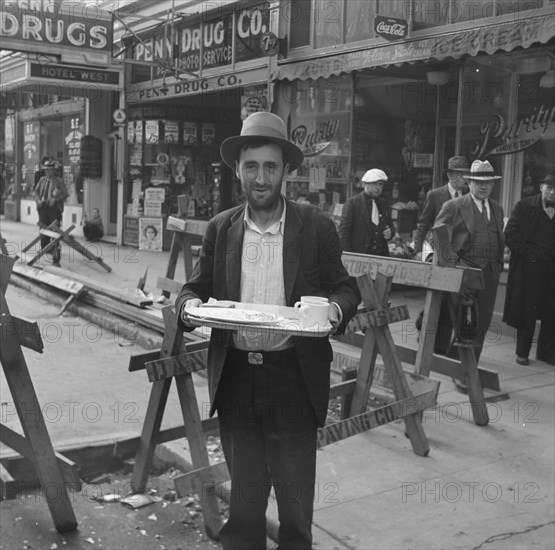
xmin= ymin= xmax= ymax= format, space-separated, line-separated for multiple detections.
xmin=278 ymin=16 xmax=554 ymax=81
xmin=374 ymin=15 xmax=408 ymax=41
xmin=126 ymin=67 xmax=268 ymax=103
xmin=0 ymin=1 xmax=113 ymax=66
xmin=131 ymin=2 xmax=270 ymax=75
xmin=471 ymin=105 xmax=555 ymax=158
xmin=29 ymin=63 xmax=119 ymax=85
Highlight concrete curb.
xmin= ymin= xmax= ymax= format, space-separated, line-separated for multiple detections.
xmin=10 ymin=273 xmax=164 ymax=351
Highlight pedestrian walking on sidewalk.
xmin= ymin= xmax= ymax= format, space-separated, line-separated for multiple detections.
xmin=433 ymin=159 xmax=505 ymax=365
xmin=32 ymin=160 xmax=67 ymax=265
xmin=503 ymin=171 xmax=555 ymax=366
xmin=338 ymin=168 xmax=393 ymax=256
xmin=176 ymin=111 xmax=360 ymax=550
xmin=413 ymin=155 xmax=470 ymax=354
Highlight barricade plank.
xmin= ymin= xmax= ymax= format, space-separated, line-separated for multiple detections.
xmin=145 ymin=350 xmax=208 ymax=381
xmin=174 ymin=461 xmax=230 ymax=497
xmin=318 ymin=391 xmax=436 ymax=447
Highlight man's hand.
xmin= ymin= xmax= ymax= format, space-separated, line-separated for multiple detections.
xmin=328 ymin=302 xmax=342 ymax=333
xmin=180 ymin=298 xmax=202 ymax=327
xmin=415 ymin=252 xmax=423 ymax=261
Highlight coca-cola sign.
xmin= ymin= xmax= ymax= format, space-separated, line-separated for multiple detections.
xmin=374 ymin=16 xmax=408 ymax=41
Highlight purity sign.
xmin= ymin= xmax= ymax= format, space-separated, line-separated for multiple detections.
xmin=0 ymin=1 xmax=113 ymax=66
xmin=132 ymin=3 xmax=270 ymax=73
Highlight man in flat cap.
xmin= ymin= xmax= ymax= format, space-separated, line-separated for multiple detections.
xmin=175 ymin=112 xmax=360 ymax=549
xmin=338 ymin=168 xmax=393 ymax=256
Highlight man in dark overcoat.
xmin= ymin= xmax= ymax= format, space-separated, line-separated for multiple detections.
xmin=503 ymin=171 xmax=555 ymax=366
xmin=338 ymin=168 xmax=393 ymax=256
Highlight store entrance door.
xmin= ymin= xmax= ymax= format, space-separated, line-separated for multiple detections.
xmin=107 ymin=136 xmax=119 ymax=236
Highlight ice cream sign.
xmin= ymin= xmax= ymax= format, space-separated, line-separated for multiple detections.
xmin=472 ymin=105 xmax=555 ymax=157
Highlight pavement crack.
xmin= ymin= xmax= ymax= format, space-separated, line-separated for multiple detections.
xmin=470 ymin=520 xmax=555 ymax=550
xmin=313 ymin=521 xmax=357 ymax=549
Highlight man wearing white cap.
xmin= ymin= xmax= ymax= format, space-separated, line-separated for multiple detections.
xmin=339 ymin=168 xmax=393 ymax=256
xmin=434 ymin=159 xmax=505 ymax=367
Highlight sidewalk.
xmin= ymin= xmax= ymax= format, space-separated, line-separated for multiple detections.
xmin=1 ymin=218 xmax=554 ymax=549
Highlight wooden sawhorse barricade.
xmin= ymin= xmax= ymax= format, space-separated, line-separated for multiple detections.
xmin=340 ymin=251 xmax=498 ymax=426
xmin=22 ymin=220 xmax=111 ymax=272
xmin=126 ymin=272 xmax=443 ymax=538
xmin=0 ymin=254 xmax=80 ymax=531
xmin=159 ymin=217 xmax=209 ymax=298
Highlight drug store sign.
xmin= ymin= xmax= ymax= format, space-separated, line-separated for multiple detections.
xmin=132 ymin=3 xmax=270 ymax=74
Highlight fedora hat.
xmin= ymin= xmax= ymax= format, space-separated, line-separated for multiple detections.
xmin=220 ymin=112 xmax=304 ymax=172
xmin=444 ymin=156 xmax=469 ymax=173
xmin=463 ymin=159 xmax=501 ymax=181
xmin=44 ymin=160 xmax=57 ymax=168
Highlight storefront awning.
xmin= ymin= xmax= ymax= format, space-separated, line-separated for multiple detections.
xmin=277 ymin=16 xmax=555 ymax=82
xmin=0 ymin=59 xmax=122 ymax=99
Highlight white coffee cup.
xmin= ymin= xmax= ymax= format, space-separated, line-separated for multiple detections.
xmin=294 ymin=297 xmax=330 ymax=329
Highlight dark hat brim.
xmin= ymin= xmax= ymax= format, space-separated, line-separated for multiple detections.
xmin=220 ymin=135 xmax=304 ymax=173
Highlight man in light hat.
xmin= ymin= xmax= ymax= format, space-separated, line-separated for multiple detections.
xmin=32 ymin=160 xmax=67 ymax=266
xmin=175 ymin=112 xmax=360 ymax=549
xmin=503 ymin=170 xmax=555 ymax=366
xmin=413 ymin=155 xmax=469 ymax=354
xmin=434 ymin=159 xmax=505 ymax=368
xmin=338 ymin=167 xmax=393 ymax=256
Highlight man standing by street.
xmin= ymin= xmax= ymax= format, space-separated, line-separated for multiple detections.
xmin=503 ymin=171 xmax=555 ymax=366
xmin=32 ymin=160 xmax=67 ymax=265
xmin=434 ymin=159 xmax=505 ymax=363
xmin=175 ymin=112 xmax=360 ymax=550
xmin=413 ymin=156 xmax=469 ymax=354
xmin=338 ymin=168 xmax=393 ymax=256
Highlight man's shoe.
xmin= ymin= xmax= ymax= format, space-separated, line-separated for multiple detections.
xmin=516 ymin=356 xmax=529 ymax=366
xmin=452 ymin=378 xmax=468 ymax=394
xmin=537 ymin=355 xmax=555 ymax=366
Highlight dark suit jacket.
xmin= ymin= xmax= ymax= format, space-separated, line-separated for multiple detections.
xmin=175 ymin=200 xmax=360 ymax=427
xmin=413 ymin=184 xmax=457 ymax=253
xmin=433 ymin=193 xmax=505 ymax=269
xmin=503 ymin=194 xmax=555 ymax=327
xmin=338 ymin=192 xmax=392 ymax=255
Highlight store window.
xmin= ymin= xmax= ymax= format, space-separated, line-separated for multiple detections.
xmin=458 ymin=56 xmax=513 ymax=204
xmin=288 ymin=0 xmax=312 ymax=48
xmin=345 ymin=0 xmax=375 ymax=42
xmin=276 ymin=76 xmax=353 ymax=211
xmin=516 ymin=71 xmax=555 ymax=199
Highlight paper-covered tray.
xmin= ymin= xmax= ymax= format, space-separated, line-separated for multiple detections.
xmin=185 ymin=301 xmax=334 ymax=337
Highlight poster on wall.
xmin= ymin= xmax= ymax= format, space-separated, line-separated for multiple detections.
xmin=23 ymin=121 xmax=39 ymax=190
xmin=202 ymin=124 xmax=216 ymax=146
xmin=145 ymin=120 xmax=159 ymax=144
xmin=139 ymin=217 xmax=163 ymax=251
xmin=127 ymin=121 xmax=135 ymax=144
xmin=164 ymin=120 xmax=179 ymax=143
xmin=183 ymin=122 xmax=198 ymax=145
xmin=241 ymin=85 xmax=268 ymax=120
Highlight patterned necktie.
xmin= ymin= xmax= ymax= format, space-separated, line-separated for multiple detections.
xmin=371 ymin=199 xmax=380 ymax=226
xmin=481 ymin=200 xmax=489 ymax=221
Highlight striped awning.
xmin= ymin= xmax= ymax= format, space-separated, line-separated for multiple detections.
xmin=277 ymin=15 xmax=555 ymax=81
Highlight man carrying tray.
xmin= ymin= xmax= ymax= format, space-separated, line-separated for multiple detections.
xmin=176 ymin=111 xmax=360 ymax=550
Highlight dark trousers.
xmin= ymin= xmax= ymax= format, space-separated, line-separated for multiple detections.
xmin=37 ymin=205 xmax=62 ymax=262
xmin=516 ymin=316 xmax=555 ymax=360
xmin=448 ymin=263 xmax=501 ymax=363
xmin=216 ymin=347 xmax=317 ymax=550
xmin=83 ymin=223 xmax=103 ymax=242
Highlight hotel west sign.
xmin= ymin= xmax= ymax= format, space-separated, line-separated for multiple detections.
xmin=0 ymin=0 xmax=113 ymax=66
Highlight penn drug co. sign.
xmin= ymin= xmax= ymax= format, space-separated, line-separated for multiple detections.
xmin=131 ymin=2 xmax=270 ymax=75
xmin=0 ymin=1 xmax=113 ymax=66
